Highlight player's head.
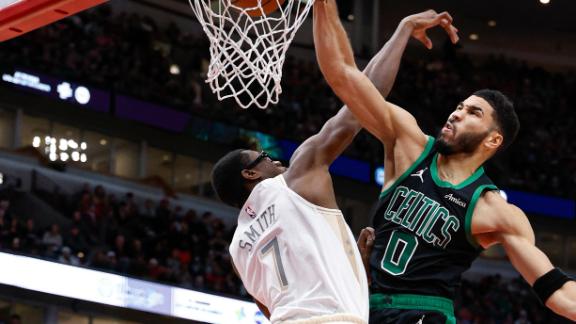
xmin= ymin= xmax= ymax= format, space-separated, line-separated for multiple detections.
xmin=211 ymin=149 xmax=286 ymax=208
xmin=436 ymin=89 xmax=519 ymax=157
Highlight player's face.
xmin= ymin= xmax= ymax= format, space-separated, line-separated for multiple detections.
xmin=243 ymin=150 xmax=287 ymax=179
xmin=436 ymin=95 xmax=497 ymax=155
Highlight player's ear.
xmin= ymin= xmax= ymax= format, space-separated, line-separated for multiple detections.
xmin=241 ymin=169 xmax=261 ymax=181
xmin=484 ymin=131 xmax=503 ymax=150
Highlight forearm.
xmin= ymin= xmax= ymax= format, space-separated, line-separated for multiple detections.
xmin=364 ymin=20 xmax=413 ymax=97
xmin=502 ymin=233 xmax=576 ymax=320
xmin=314 ymin=20 xmax=413 ymax=163
xmin=546 ymin=279 xmax=576 ymax=320
xmin=313 ymin=0 xmax=357 ymax=86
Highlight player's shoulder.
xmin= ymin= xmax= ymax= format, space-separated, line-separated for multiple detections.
xmin=475 ymin=190 xmax=531 ymax=236
xmin=478 ymin=190 xmax=506 ymax=207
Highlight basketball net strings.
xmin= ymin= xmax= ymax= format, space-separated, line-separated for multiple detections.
xmin=189 ymin=0 xmax=315 ymax=109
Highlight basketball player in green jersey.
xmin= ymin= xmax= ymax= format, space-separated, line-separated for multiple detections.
xmin=313 ymin=1 xmax=576 ymax=323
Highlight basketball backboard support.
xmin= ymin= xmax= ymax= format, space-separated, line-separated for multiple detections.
xmin=0 ymin=0 xmax=108 ymax=42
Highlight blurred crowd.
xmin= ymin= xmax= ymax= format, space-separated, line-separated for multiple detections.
xmin=455 ymin=275 xmax=572 ymax=324
xmin=0 ymin=4 xmax=574 ymax=199
xmin=0 ymin=185 xmax=247 ymax=298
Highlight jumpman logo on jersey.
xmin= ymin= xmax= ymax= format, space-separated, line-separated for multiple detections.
xmin=410 ymin=167 xmax=428 ymax=183
xmin=415 ymin=315 xmax=425 ymax=324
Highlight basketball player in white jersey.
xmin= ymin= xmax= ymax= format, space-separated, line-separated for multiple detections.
xmin=211 ymin=11 xmax=459 ymax=324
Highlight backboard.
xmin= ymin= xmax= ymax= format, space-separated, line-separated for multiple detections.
xmin=0 ymin=0 xmax=108 ymax=42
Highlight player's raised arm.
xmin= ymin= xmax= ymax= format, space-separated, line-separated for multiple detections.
xmin=313 ymin=0 xmax=426 ymax=148
xmin=474 ymin=193 xmax=576 ymax=321
xmin=294 ymin=10 xmax=457 ymax=167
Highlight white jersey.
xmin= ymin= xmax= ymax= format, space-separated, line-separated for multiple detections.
xmin=230 ymin=175 xmax=369 ymax=324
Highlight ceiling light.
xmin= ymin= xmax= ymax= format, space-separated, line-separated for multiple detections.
xmin=539 ymin=0 xmax=550 ymax=4
xmin=469 ymin=33 xmax=479 ymax=41
xmin=32 ymin=136 xmax=41 ymax=148
xmin=68 ymin=140 xmax=78 ymax=149
xmin=59 ymin=138 xmax=68 ymax=151
xmin=100 ymin=139 xmax=107 ymax=146
xmin=487 ymin=20 xmax=496 ymax=27
xmin=170 ymin=64 xmax=180 ymax=75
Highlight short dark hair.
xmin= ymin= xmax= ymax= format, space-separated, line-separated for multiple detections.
xmin=211 ymin=149 xmax=250 ymax=208
xmin=473 ymin=89 xmax=520 ymax=151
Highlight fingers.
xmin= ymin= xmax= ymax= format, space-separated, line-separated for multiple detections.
xmin=435 ymin=11 xmax=453 ymax=26
xmin=365 ymin=227 xmax=375 ymax=245
xmin=411 ymin=10 xmax=459 ymax=48
xmin=358 ymin=227 xmax=375 ymax=247
xmin=357 ymin=228 xmax=369 ymax=248
xmin=422 ymin=35 xmax=433 ymax=49
xmin=448 ymin=25 xmax=459 ymax=44
xmin=437 ymin=12 xmax=459 ymax=44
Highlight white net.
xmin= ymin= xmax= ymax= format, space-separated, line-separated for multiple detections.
xmin=188 ymin=0 xmax=315 ymax=109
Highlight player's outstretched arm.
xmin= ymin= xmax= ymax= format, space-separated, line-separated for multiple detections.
xmin=298 ymin=10 xmax=459 ymax=167
xmin=292 ymin=8 xmax=461 ymax=169
xmin=293 ymin=11 xmax=442 ymax=168
xmin=313 ymin=0 xmax=426 ymax=149
xmin=475 ymin=193 xmax=576 ymax=321
xmin=292 ymin=9 xmax=459 ymax=174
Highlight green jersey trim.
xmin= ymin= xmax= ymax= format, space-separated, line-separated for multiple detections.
xmin=380 ymin=136 xmax=435 ymax=199
xmin=464 ymin=184 xmax=498 ymax=249
xmin=430 ymin=153 xmax=485 ymax=189
xmin=370 ymin=293 xmax=456 ymax=324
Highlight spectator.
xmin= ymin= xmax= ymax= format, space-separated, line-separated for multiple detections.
xmin=64 ymin=225 xmax=89 ymax=254
xmin=58 ymin=246 xmax=80 ymax=266
xmin=42 ymin=223 xmax=63 ymax=254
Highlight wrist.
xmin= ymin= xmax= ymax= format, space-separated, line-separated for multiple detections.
xmin=399 ymin=18 xmax=416 ymax=31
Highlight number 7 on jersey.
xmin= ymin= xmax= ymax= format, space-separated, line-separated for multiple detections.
xmin=260 ymin=237 xmax=289 ymax=288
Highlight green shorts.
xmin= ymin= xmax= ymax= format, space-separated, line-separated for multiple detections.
xmin=369 ymin=293 xmax=456 ymax=324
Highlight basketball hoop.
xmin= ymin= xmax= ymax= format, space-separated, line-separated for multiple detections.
xmin=188 ymin=0 xmax=315 ymax=109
